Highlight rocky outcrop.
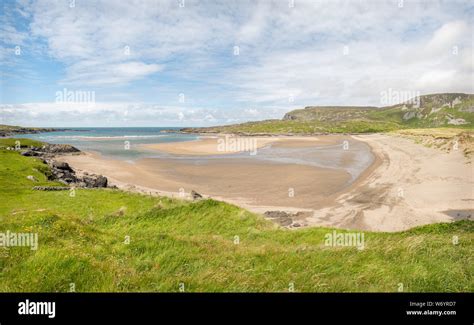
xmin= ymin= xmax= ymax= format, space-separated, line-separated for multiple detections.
xmin=0 ymin=125 xmax=63 ymax=137
xmin=21 ymin=144 xmax=80 ymax=157
xmin=46 ymin=160 xmax=107 ymax=188
xmin=80 ymin=174 xmax=108 ymax=188
xmin=19 ymin=143 xmax=109 ymax=189
xmin=21 ymin=150 xmax=42 ymax=156
xmin=43 ymin=144 xmax=81 ymax=154
xmin=48 ymin=161 xmax=78 ymax=184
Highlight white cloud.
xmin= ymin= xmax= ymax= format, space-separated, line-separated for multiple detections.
xmin=64 ymin=61 xmax=163 ymax=86
xmin=1 ymin=0 xmax=473 ymax=125
xmin=426 ymin=20 xmax=470 ymax=54
xmin=0 ymin=101 xmax=289 ymax=127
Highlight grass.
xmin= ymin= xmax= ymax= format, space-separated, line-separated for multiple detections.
xmin=184 ymin=118 xmax=473 ymax=135
xmin=0 ymin=137 xmax=45 ymax=149
xmin=0 ymin=143 xmax=473 ymax=292
xmin=188 ymin=119 xmax=402 ymax=134
xmin=391 ymin=128 xmax=474 ymax=158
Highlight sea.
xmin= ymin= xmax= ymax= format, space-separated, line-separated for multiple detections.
xmin=14 ymin=127 xmax=374 ymax=181
xmin=14 ymin=127 xmax=197 ymax=160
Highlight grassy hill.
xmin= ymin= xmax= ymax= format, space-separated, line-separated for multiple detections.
xmin=0 ymin=139 xmax=473 ymax=292
xmin=183 ymin=93 xmax=474 ymax=134
xmin=0 ymin=124 xmax=59 ymax=137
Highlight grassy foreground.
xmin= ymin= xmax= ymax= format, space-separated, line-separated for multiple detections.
xmin=0 ymin=141 xmax=473 ymax=292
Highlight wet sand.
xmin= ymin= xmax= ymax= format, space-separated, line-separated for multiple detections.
xmin=141 ymin=135 xmax=330 ymax=155
xmin=59 ymin=135 xmax=365 ymax=209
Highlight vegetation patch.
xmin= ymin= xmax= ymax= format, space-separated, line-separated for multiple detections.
xmin=0 ymin=149 xmax=472 ymax=292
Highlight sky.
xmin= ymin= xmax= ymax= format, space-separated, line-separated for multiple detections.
xmin=0 ymin=0 xmax=473 ymax=127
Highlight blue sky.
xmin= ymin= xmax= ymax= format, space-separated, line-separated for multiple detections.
xmin=1 ymin=0 xmax=473 ymax=127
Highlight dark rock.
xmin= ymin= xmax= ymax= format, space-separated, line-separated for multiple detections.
xmin=42 ymin=144 xmax=80 ymax=154
xmin=21 ymin=150 xmax=40 ymax=157
xmin=95 ymin=175 xmax=108 ymax=187
xmin=82 ymin=174 xmax=108 ymax=188
xmin=52 ymin=161 xmax=73 ymax=171
xmin=191 ymin=190 xmax=203 ymax=200
xmin=292 ymin=223 xmax=301 ymax=227
xmin=15 ymin=140 xmax=110 ymax=189
xmin=48 ymin=163 xmax=78 ymax=183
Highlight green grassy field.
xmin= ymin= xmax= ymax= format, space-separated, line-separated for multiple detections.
xmin=182 ymin=118 xmax=473 ymax=135
xmin=185 ymin=119 xmax=403 ymax=134
xmin=0 ymin=141 xmax=473 ymax=292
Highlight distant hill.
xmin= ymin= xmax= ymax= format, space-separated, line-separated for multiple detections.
xmin=283 ymin=93 xmax=474 ymax=127
xmin=0 ymin=124 xmax=59 ymax=137
xmin=182 ymin=93 xmax=474 ymax=135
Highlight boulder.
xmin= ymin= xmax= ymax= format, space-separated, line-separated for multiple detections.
xmin=82 ymin=174 xmax=108 ymax=188
xmin=51 ymin=161 xmax=73 ymax=171
xmin=191 ymin=190 xmax=203 ymax=200
xmin=26 ymin=175 xmax=38 ymax=182
xmin=95 ymin=175 xmax=108 ymax=187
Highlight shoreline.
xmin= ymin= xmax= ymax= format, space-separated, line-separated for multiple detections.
xmin=140 ymin=134 xmax=343 ymax=155
xmin=56 ymin=133 xmax=473 ymax=232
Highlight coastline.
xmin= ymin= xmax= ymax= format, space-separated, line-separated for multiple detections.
xmin=56 ymin=133 xmax=473 ymax=232
xmin=0 ymin=126 xmax=65 ymax=137
xmin=57 ymin=135 xmax=358 ymax=210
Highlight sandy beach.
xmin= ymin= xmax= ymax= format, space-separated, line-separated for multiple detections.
xmin=308 ymin=134 xmax=474 ymax=231
xmin=58 ymin=134 xmax=473 ymax=232
xmin=141 ymin=135 xmax=334 ymax=155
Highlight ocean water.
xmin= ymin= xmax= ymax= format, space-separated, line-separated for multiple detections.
xmin=15 ymin=127 xmax=374 ymax=181
xmin=14 ymin=127 xmax=197 ymax=160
